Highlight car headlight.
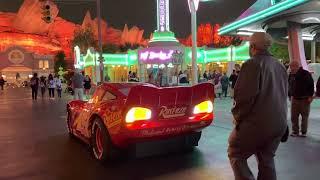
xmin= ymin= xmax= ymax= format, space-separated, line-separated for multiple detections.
xmin=193 ymin=100 xmax=213 ymax=114
xmin=125 ymin=107 xmax=152 ymax=123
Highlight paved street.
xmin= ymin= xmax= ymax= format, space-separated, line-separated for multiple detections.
xmin=0 ymin=87 xmax=320 ymax=180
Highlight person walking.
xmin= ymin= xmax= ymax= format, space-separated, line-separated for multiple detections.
xmin=229 ymin=32 xmax=288 ymax=180
xmin=203 ymin=71 xmax=208 ymax=81
xmin=39 ymin=76 xmax=47 ymax=98
xmin=84 ymin=75 xmax=92 ymax=99
xmin=229 ymin=70 xmax=238 ymax=98
xmin=289 ymin=61 xmax=314 ymax=137
xmin=30 ymin=73 xmax=39 ymax=100
xmin=179 ymin=70 xmax=189 ymax=85
xmin=72 ymin=69 xmax=85 ymax=101
xmin=48 ymin=74 xmax=56 ymax=99
xmin=0 ymin=76 xmax=6 ymax=90
xmin=220 ymin=72 xmax=229 ymax=97
xmin=214 ymin=78 xmax=222 ymax=99
xmin=55 ymin=76 xmax=62 ymax=98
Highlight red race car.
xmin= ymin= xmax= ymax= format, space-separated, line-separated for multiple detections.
xmin=67 ymin=83 xmax=215 ymax=161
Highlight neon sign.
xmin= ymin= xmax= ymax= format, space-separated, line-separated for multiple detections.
xmin=140 ymin=50 xmax=174 ymax=61
xmin=157 ymin=0 xmax=170 ymax=32
xmin=138 ymin=47 xmax=184 ymax=64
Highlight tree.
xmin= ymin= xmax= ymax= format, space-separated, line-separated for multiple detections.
xmin=71 ymin=27 xmax=98 ymax=54
xmin=119 ymin=43 xmax=140 ymax=52
xmin=102 ymin=44 xmax=119 ymax=53
xmin=269 ymin=43 xmax=290 ymax=63
xmin=197 ymin=23 xmax=214 ymax=46
xmin=181 ymin=23 xmax=243 ymax=48
xmin=54 ymin=51 xmax=67 ymax=74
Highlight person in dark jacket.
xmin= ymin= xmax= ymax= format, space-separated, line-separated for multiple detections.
xmin=84 ymin=75 xmax=91 ymax=99
xmin=289 ymin=61 xmax=314 ymax=137
xmin=39 ymin=76 xmax=47 ymax=98
xmin=229 ymin=32 xmax=288 ymax=180
xmin=30 ymin=73 xmax=39 ymax=100
xmin=220 ymin=72 xmax=229 ymax=97
xmin=0 ymin=76 xmax=6 ymax=90
xmin=229 ymin=70 xmax=238 ymax=98
xmin=203 ymin=71 xmax=208 ymax=80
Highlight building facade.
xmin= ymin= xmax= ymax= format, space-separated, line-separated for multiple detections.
xmin=0 ymin=46 xmax=54 ymax=83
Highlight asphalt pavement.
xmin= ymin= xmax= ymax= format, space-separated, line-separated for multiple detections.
xmin=0 ymin=87 xmax=319 ymax=180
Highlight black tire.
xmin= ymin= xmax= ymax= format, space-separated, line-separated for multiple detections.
xmin=91 ymin=118 xmax=118 ymax=161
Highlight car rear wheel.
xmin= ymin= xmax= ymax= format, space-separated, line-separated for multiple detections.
xmin=91 ymin=118 xmax=118 ymax=161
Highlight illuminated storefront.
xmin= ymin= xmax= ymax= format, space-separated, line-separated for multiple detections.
xmin=75 ymin=0 xmax=250 ymax=84
xmin=77 ymin=42 xmax=250 ymax=84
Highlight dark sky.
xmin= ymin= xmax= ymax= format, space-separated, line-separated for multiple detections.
xmin=0 ymin=0 xmax=255 ymax=38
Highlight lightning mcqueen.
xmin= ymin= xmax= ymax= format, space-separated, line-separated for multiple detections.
xmin=67 ymin=83 xmax=215 ymax=161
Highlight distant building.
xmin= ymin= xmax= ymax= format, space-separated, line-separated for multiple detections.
xmin=0 ymin=46 xmax=54 ymax=83
xmin=0 ymin=0 xmax=147 ymax=83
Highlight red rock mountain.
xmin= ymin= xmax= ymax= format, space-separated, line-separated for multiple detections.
xmin=0 ymin=0 xmax=146 ymax=60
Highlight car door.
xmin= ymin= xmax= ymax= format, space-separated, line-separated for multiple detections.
xmin=99 ymin=91 xmax=123 ymax=135
xmin=74 ymin=87 xmax=105 ymax=137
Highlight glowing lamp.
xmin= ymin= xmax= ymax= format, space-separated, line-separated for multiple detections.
xmin=193 ymin=100 xmax=213 ymax=114
xmin=188 ymin=0 xmax=200 ymax=12
xmin=125 ymin=107 xmax=152 ymax=123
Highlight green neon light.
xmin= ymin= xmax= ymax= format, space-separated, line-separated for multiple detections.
xmin=149 ymin=31 xmax=178 ymax=42
xmin=271 ymin=0 xmax=283 ymax=5
xmin=206 ymin=47 xmax=230 ymax=55
xmin=234 ymin=42 xmax=250 ymax=61
xmin=219 ymin=0 xmax=308 ymax=35
xmin=235 ymin=56 xmax=251 ymax=60
xmin=83 ymin=42 xmax=250 ymax=68
xmin=84 ymin=52 xmax=137 ymax=67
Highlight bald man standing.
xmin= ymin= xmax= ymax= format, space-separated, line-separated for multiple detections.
xmin=228 ymin=32 xmax=288 ymax=180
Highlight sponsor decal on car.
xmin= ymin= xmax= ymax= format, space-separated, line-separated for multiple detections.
xmin=159 ymin=106 xmax=187 ymax=119
xmin=140 ymin=122 xmax=208 ymax=137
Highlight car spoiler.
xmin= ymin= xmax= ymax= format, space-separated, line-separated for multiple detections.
xmin=125 ymin=83 xmax=215 ymax=108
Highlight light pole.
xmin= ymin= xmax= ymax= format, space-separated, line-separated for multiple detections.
xmin=188 ymin=0 xmax=200 ymax=85
xmin=97 ymin=0 xmax=104 ymax=83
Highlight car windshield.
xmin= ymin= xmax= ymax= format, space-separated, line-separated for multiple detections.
xmin=118 ymin=88 xmax=131 ymax=96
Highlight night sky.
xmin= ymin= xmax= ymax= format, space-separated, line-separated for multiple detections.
xmin=0 ymin=0 xmax=255 ymax=38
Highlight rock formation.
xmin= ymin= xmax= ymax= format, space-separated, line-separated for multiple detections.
xmin=13 ymin=0 xmax=59 ymax=34
xmin=0 ymin=0 xmax=147 ymax=61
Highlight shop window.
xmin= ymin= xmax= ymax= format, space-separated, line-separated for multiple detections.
xmin=39 ymin=60 xmax=44 ymax=68
xmin=39 ymin=60 xmax=49 ymax=69
xmin=44 ymin=60 xmax=49 ymax=69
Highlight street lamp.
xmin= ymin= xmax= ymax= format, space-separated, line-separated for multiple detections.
xmin=96 ymin=0 xmax=104 ymax=84
xmin=188 ymin=0 xmax=200 ymax=85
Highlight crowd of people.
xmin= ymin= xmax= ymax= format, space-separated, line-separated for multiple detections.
xmin=29 ymin=73 xmax=63 ymax=100
xmin=27 ymin=69 xmax=94 ymax=101
xmin=202 ymin=69 xmax=239 ymax=99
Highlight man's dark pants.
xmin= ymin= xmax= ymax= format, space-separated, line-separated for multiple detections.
xmin=228 ymin=124 xmax=282 ymax=180
xmin=222 ymin=87 xmax=228 ymax=97
xmin=291 ymin=99 xmax=311 ymax=134
xmin=0 ymin=84 xmax=3 ymax=90
xmin=32 ymin=87 xmax=38 ymax=100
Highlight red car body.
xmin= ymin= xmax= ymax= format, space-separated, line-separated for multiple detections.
xmin=67 ymin=83 xmax=215 ymax=160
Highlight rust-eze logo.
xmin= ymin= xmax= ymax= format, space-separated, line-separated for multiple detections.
xmin=159 ymin=106 xmax=187 ymax=119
